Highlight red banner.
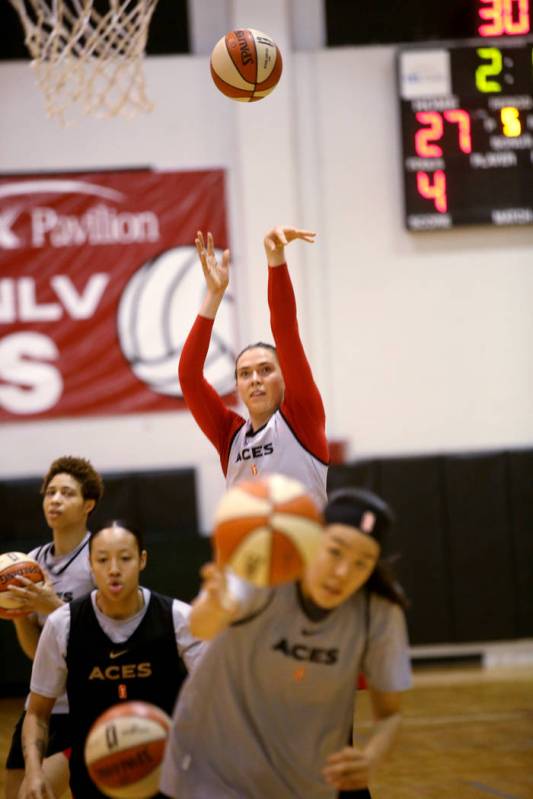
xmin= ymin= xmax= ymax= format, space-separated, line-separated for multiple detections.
xmin=0 ymin=169 xmax=236 ymax=420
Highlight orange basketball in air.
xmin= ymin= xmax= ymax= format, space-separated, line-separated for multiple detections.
xmin=213 ymin=474 xmax=323 ymax=586
xmin=84 ymin=701 xmax=172 ymax=799
xmin=210 ymin=28 xmax=283 ymax=102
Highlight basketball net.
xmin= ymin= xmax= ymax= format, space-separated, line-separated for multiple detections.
xmin=9 ymin=0 xmax=159 ymax=124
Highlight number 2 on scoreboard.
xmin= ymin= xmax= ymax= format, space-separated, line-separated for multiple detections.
xmin=416 ymin=170 xmax=448 ymax=213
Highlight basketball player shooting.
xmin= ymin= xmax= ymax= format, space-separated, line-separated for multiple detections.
xmin=178 ymin=225 xmax=329 ymax=510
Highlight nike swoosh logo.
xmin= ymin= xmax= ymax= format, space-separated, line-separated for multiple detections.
xmin=109 ymin=649 xmax=128 ymax=659
xmin=301 ymin=629 xmax=321 ymax=637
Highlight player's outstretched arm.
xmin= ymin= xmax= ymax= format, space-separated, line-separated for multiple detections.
xmin=265 ymin=225 xmax=328 ymax=460
xmin=20 ymin=693 xmax=56 ymax=799
xmin=263 ymin=225 xmax=316 ymax=267
xmin=189 ymin=563 xmax=240 ymax=640
xmin=321 ymin=690 xmax=402 ymax=791
xmin=195 ymin=230 xmax=230 ymax=319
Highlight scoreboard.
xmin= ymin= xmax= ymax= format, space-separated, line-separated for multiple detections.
xmin=396 ymin=0 xmax=533 ymax=229
xmin=398 ymin=41 xmax=533 ymax=229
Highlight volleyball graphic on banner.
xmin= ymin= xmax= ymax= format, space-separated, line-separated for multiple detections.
xmin=117 ymin=246 xmax=236 ymax=398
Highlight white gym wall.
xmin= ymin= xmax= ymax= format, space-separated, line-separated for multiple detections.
xmin=0 ymin=0 xmax=532 ymax=531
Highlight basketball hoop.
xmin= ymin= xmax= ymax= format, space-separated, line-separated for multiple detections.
xmin=9 ymin=0 xmax=159 ymax=124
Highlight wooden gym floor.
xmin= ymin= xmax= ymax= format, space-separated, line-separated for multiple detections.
xmin=1 ymin=663 xmax=532 ymax=799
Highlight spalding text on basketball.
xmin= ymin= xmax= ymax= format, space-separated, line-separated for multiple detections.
xmin=236 ymin=30 xmax=254 ymax=65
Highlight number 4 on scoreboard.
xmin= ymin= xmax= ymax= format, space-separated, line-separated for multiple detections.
xmin=416 ymin=170 xmax=448 ymax=213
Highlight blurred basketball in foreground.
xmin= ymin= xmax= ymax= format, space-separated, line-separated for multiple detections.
xmin=213 ymin=474 xmax=323 ymax=586
xmin=84 ymin=701 xmax=172 ymax=799
xmin=0 ymin=552 xmax=45 ymax=618
xmin=210 ymin=28 xmax=283 ymax=102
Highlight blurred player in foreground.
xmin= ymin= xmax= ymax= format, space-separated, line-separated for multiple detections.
xmin=20 ymin=520 xmax=205 ymax=799
xmin=178 ymin=225 xmax=329 ymax=509
xmin=160 ymin=487 xmax=411 ymax=799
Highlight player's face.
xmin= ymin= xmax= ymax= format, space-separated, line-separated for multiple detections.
xmin=236 ymin=347 xmax=285 ymax=425
xmin=302 ymin=524 xmax=380 ymax=609
xmin=42 ymin=472 xmax=94 ymax=532
xmin=90 ymin=527 xmax=147 ymax=615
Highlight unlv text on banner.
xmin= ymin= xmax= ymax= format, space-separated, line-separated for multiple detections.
xmin=0 ymin=169 xmax=236 ymax=421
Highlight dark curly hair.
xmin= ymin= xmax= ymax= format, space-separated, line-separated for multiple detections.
xmin=41 ymin=456 xmax=104 ymax=512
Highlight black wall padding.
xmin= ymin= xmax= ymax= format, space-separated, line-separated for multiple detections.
xmin=0 ymin=622 xmax=33 ymax=696
xmin=142 ymin=532 xmax=211 ymax=604
xmin=89 ymin=468 xmax=199 ymax=536
xmin=0 ymin=477 xmax=48 ymax=545
xmin=507 ymin=450 xmax=533 ymax=638
xmin=329 ymin=448 xmax=533 ymax=646
xmin=379 ymin=456 xmax=453 ymax=645
xmin=0 ymin=467 xmax=199 ymax=547
xmin=443 ymin=453 xmax=516 ymax=642
xmin=327 ymin=459 xmax=381 ymax=494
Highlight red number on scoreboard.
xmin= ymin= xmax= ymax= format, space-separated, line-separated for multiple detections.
xmin=416 ymin=171 xmax=448 ymax=213
xmin=478 ymin=0 xmax=530 ymax=37
xmin=443 ymin=110 xmax=472 ymax=153
xmin=415 ymin=112 xmax=444 ymax=157
xmin=415 ymin=110 xmax=472 ymax=157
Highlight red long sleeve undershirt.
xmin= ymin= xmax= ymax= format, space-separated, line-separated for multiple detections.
xmin=178 ymin=263 xmax=329 ymax=475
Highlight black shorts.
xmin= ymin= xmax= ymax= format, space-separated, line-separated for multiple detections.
xmin=5 ymin=710 xmax=72 ymax=770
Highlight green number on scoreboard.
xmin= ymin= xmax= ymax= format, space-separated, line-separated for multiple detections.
xmin=476 ymin=47 xmax=503 ymax=93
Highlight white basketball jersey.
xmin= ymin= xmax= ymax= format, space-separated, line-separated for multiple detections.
xmin=226 ymin=410 xmax=328 ymax=509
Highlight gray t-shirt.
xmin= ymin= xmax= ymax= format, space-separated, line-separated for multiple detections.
xmin=160 ymin=582 xmax=411 ymax=799
xmin=25 ymin=534 xmax=95 ymax=714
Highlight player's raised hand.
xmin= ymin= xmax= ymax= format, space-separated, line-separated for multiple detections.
xmin=263 ymin=225 xmax=316 ymax=266
xmin=195 ymin=231 xmax=230 ymax=295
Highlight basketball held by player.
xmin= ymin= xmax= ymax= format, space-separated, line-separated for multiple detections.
xmin=4 ymin=456 xmax=104 ymax=799
xmin=20 ymin=520 xmax=205 ymax=799
xmin=160 ymin=486 xmax=411 ymax=799
xmin=178 ymin=225 xmax=329 ymax=510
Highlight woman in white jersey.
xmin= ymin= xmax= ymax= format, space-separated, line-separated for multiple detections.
xmin=160 ymin=486 xmax=411 ymax=799
xmin=3 ymin=456 xmax=103 ymax=799
xmin=178 ymin=225 xmax=329 ymax=509
xmin=20 ymin=520 xmax=205 ymax=799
